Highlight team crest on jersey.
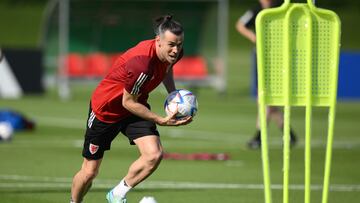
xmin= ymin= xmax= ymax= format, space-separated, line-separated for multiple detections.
xmin=89 ymin=143 xmax=99 ymax=155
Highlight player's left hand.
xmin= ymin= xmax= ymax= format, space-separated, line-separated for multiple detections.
xmin=174 ymin=116 xmax=192 ymax=126
xmin=159 ymin=108 xmax=192 ymax=126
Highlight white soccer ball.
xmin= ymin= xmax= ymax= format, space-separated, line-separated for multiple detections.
xmin=139 ymin=196 xmax=157 ymax=203
xmin=164 ymin=89 xmax=198 ymax=119
xmin=0 ymin=122 xmax=14 ymax=141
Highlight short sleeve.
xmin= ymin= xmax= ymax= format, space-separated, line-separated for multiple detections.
xmin=239 ymin=10 xmax=255 ymax=28
xmin=124 ymin=56 xmax=151 ymax=95
xmin=238 ymin=5 xmax=262 ymax=30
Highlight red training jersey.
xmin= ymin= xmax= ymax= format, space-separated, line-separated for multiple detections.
xmin=91 ymin=39 xmax=173 ymax=123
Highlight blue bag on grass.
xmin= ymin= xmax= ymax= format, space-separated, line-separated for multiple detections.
xmin=0 ymin=109 xmax=35 ymax=131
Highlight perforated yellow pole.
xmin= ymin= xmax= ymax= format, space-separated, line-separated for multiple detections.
xmin=255 ymin=1 xmax=340 ymax=203
xmin=283 ymin=5 xmax=293 ymax=203
xmin=257 ymin=29 xmax=272 ymax=203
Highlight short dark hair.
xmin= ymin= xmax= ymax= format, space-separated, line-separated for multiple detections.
xmin=154 ymin=15 xmax=183 ymax=36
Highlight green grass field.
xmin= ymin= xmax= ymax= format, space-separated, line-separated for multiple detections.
xmin=1 ymin=1 xmax=360 ymax=203
xmin=1 ymin=72 xmax=360 ymax=203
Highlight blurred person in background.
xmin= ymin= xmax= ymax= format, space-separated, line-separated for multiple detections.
xmin=70 ymin=15 xmax=191 ymax=203
xmin=236 ymin=0 xmax=297 ymax=149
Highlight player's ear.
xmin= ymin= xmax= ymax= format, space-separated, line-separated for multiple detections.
xmin=155 ymin=35 xmax=161 ymax=44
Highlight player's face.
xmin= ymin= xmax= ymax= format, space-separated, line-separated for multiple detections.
xmin=157 ymin=30 xmax=184 ymax=64
xmin=260 ymin=0 xmax=272 ymax=8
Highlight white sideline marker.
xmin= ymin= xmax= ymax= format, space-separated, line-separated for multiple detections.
xmin=0 ymin=175 xmax=359 ymax=192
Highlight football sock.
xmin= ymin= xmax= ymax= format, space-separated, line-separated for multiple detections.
xmin=112 ymin=178 xmax=132 ymax=198
xmin=281 ymin=127 xmax=297 ymax=139
xmin=254 ymin=129 xmax=261 ymax=140
xmin=290 ymin=128 xmax=297 ymax=140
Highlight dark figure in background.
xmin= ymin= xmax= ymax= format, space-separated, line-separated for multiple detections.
xmin=236 ymin=0 xmax=297 ymax=149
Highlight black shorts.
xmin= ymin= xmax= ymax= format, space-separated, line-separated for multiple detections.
xmin=82 ymin=106 xmax=160 ymax=160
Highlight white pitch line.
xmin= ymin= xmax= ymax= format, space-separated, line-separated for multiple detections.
xmin=0 ymin=175 xmax=359 ymax=192
xmin=35 ymin=115 xmax=84 ymax=129
xmin=0 ymin=174 xmax=72 ymax=182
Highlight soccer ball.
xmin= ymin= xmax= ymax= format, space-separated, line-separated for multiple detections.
xmin=139 ymin=196 xmax=157 ymax=203
xmin=164 ymin=89 xmax=198 ymax=119
xmin=0 ymin=122 xmax=14 ymax=141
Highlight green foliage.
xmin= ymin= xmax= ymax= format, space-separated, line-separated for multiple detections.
xmin=0 ymin=3 xmax=45 ymax=47
xmin=1 ymin=0 xmax=360 ymax=49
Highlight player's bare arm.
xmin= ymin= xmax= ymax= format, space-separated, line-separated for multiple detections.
xmin=122 ymin=89 xmax=190 ymax=126
xmin=162 ymin=65 xmax=176 ymax=93
xmin=236 ymin=20 xmax=256 ymax=43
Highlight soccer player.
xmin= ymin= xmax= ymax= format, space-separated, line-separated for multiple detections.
xmin=70 ymin=15 xmax=191 ymax=203
xmin=236 ymin=0 xmax=297 ymax=149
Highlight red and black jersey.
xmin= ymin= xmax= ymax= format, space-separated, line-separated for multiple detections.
xmin=91 ymin=39 xmax=179 ymax=123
